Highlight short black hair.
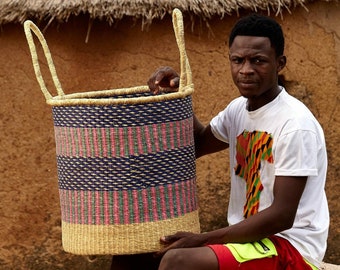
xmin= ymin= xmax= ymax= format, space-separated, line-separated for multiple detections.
xmin=229 ymin=14 xmax=285 ymax=56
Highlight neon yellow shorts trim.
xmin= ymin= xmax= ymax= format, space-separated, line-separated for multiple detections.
xmin=225 ymin=238 xmax=278 ymax=263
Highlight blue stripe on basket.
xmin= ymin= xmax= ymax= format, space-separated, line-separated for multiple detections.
xmin=52 ymin=96 xmax=193 ymax=128
xmin=57 ymin=145 xmax=196 ymax=191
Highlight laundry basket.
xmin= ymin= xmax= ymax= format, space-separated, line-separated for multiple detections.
xmin=24 ymin=9 xmax=200 ymax=255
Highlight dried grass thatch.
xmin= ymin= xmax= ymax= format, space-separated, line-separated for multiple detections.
xmin=0 ymin=0 xmax=338 ymax=26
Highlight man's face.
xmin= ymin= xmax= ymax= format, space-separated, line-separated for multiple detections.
xmin=229 ymin=36 xmax=285 ymax=102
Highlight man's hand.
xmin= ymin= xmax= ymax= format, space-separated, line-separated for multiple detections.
xmin=157 ymin=231 xmax=207 ymax=256
xmin=147 ymin=66 xmax=180 ymax=94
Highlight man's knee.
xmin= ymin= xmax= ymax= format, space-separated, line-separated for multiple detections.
xmin=159 ymin=249 xmax=186 ymax=270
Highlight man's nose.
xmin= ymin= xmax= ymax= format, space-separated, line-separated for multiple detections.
xmin=239 ymin=60 xmax=254 ymax=74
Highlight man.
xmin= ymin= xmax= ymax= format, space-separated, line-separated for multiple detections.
xmin=147 ymin=13 xmax=329 ymax=270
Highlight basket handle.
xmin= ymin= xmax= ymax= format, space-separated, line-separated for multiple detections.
xmin=24 ymin=8 xmax=191 ymax=100
xmin=172 ymin=8 xmax=193 ymax=90
xmin=24 ymin=20 xmax=64 ymax=101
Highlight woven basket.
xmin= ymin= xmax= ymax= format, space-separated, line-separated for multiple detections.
xmin=24 ymin=9 xmax=200 ymax=255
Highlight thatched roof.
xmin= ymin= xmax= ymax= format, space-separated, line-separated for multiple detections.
xmin=0 ymin=0 xmax=338 ymax=25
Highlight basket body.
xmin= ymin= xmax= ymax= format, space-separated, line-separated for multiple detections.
xmin=52 ymin=93 xmax=199 ymax=254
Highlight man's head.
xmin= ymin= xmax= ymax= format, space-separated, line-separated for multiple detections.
xmin=229 ymin=14 xmax=285 ymax=57
xmin=228 ymin=14 xmax=287 ymax=109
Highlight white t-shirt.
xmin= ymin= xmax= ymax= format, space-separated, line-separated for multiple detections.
xmin=210 ymin=87 xmax=329 ymax=267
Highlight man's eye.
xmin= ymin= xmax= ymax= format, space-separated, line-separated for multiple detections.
xmin=253 ymin=58 xmax=264 ymax=64
xmin=231 ymin=58 xmax=243 ymax=64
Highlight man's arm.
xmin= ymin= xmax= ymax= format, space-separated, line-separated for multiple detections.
xmin=159 ymin=175 xmax=307 ymax=253
xmin=208 ymin=175 xmax=307 ymax=243
xmin=193 ymin=115 xmax=228 ymax=158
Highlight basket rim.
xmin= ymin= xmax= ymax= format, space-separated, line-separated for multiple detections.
xmin=46 ymin=84 xmax=194 ymax=106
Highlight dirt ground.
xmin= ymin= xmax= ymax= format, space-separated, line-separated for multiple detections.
xmin=0 ymin=1 xmax=339 ymax=269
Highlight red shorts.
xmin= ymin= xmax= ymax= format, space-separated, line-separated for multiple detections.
xmin=208 ymin=236 xmax=314 ymax=270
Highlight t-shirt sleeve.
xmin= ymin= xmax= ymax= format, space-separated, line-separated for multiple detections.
xmin=274 ymin=129 xmax=318 ymax=176
xmin=210 ymin=109 xmax=230 ymax=143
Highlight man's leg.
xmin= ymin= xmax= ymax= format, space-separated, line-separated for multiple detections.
xmin=159 ymin=246 xmax=219 ymax=270
xmin=207 ymin=236 xmax=315 ymax=270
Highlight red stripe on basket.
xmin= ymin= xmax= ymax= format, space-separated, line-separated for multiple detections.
xmin=136 ymin=126 xmax=143 ymax=155
xmin=175 ymin=184 xmax=182 ymax=216
xmin=61 ymin=128 xmax=65 ymax=155
xmin=185 ymin=181 xmax=189 ymax=213
xmin=188 ymin=180 xmax=194 ymax=211
xmin=58 ymin=128 xmax=63 ymax=156
xmin=176 ymin=121 xmax=181 ymax=148
xmin=64 ymin=189 xmax=69 ymax=222
xmin=132 ymin=190 xmax=140 ymax=224
xmin=153 ymin=124 xmax=160 ymax=152
xmin=80 ymin=190 xmax=85 ymax=224
xmin=110 ymin=128 xmax=116 ymax=157
xmin=182 ymin=181 xmax=187 ymax=214
xmin=55 ymin=118 xmax=194 ymax=158
xmin=65 ymin=189 xmax=69 ymax=222
xmin=190 ymin=180 xmax=195 ymax=211
xmin=166 ymin=183 xmax=175 ymax=218
xmin=70 ymin=128 xmax=76 ymax=157
xmin=142 ymin=188 xmax=149 ymax=223
xmin=119 ymin=128 xmax=125 ymax=157
xmin=189 ymin=118 xmax=194 ymax=144
xmin=151 ymin=187 xmax=159 ymax=221
xmin=92 ymin=129 xmax=99 ymax=157
xmin=169 ymin=122 xmax=175 ymax=149
xmin=161 ymin=123 xmax=168 ymax=151
xmin=74 ymin=190 xmax=78 ymax=224
xmin=182 ymin=119 xmax=187 ymax=147
xmin=144 ymin=126 xmax=152 ymax=153
xmin=87 ymin=190 xmax=92 ymax=225
xmin=63 ymin=127 xmax=68 ymax=157
xmin=84 ymin=128 xmax=90 ymax=157
xmin=123 ymin=191 xmax=130 ymax=224
xmin=103 ymin=191 xmax=109 ymax=225
xmin=159 ymin=185 xmax=167 ymax=220
xmin=77 ymin=128 xmax=83 ymax=157
xmin=128 ymin=127 xmax=135 ymax=156
xmin=67 ymin=189 xmax=71 ymax=222
xmin=101 ymin=128 xmax=108 ymax=157
xmin=113 ymin=190 xmax=119 ymax=224
xmin=95 ymin=191 xmax=100 ymax=225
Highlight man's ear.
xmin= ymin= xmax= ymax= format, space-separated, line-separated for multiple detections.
xmin=277 ymin=55 xmax=287 ymax=72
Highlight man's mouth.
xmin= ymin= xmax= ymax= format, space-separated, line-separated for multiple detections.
xmin=239 ymin=80 xmax=256 ymax=84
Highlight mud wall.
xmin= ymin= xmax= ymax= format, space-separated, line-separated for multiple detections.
xmin=0 ymin=1 xmax=338 ymax=269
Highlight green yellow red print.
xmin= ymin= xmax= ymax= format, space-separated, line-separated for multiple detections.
xmin=235 ymin=130 xmax=274 ymax=218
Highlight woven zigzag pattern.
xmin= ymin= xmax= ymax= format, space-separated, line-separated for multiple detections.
xmin=57 ymin=146 xmax=196 ymax=191
xmin=52 ymin=95 xmax=193 ymax=128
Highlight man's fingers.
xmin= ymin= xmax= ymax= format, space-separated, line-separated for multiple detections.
xmin=170 ymin=77 xmax=180 ymax=88
xmin=156 ymin=241 xmax=178 ymax=257
xmin=147 ymin=67 xmax=179 ymax=93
